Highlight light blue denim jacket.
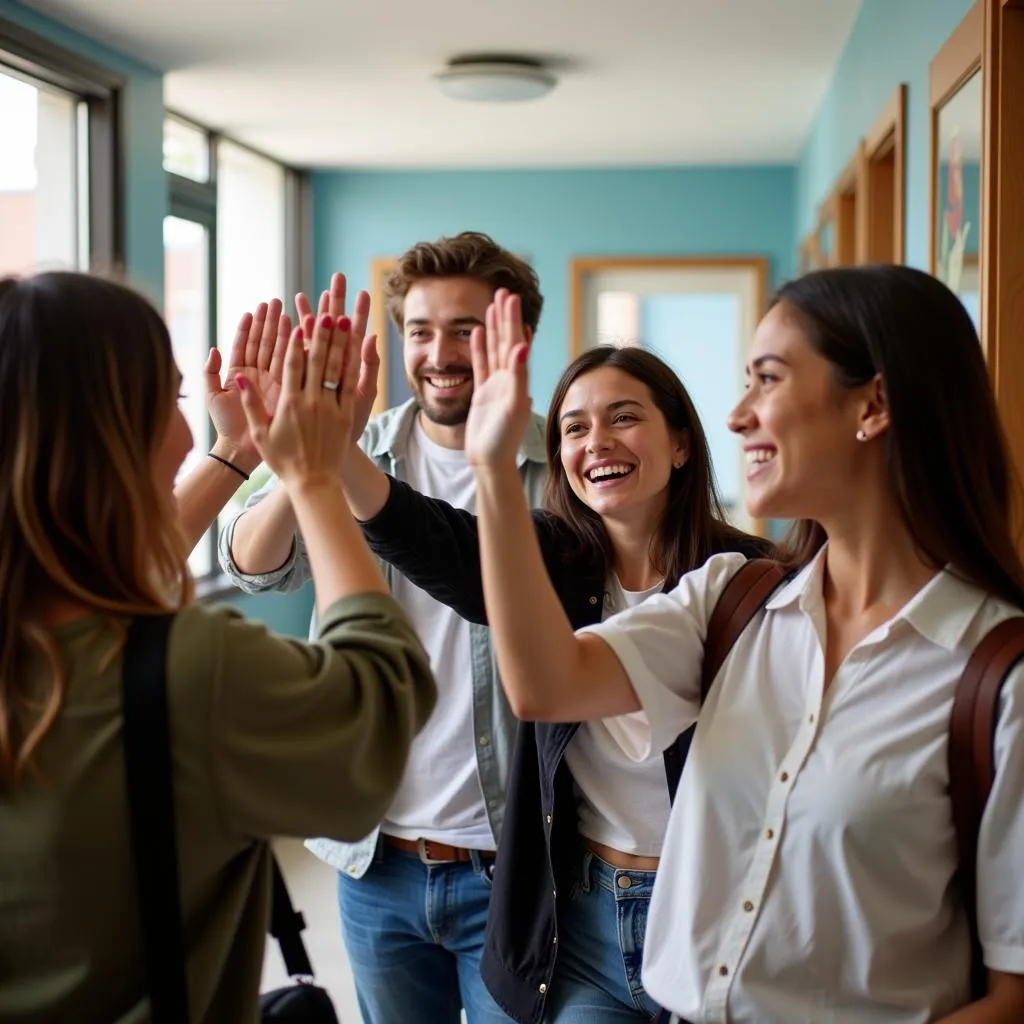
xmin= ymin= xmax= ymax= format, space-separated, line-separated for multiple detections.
xmin=218 ymin=398 xmax=549 ymax=878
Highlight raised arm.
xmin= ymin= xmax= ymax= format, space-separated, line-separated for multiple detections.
xmin=174 ymin=303 xmax=287 ymax=554
xmin=466 ymin=291 xmax=639 ymax=722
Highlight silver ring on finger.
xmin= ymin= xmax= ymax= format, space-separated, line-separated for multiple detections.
xmin=321 ymin=380 xmax=339 ymax=392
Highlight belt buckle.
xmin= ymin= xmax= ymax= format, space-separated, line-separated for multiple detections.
xmin=417 ymin=838 xmax=455 ymax=865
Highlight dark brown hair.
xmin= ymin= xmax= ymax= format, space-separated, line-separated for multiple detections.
xmin=544 ymin=345 xmax=765 ymax=586
xmin=0 ymin=271 xmax=192 ymax=787
xmin=774 ymin=264 xmax=1024 ymax=608
xmin=384 ymin=231 xmax=543 ymax=333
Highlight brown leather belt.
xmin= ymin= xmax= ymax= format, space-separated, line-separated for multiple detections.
xmin=383 ymin=834 xmax=496 ymax=865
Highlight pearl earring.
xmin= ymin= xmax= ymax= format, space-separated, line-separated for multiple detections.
xmin=856 ymin=429 xmax=868 ymax=442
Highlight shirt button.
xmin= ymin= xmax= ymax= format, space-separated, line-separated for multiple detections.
xmin=546 ymin=815 xmax=552 ymax=824
xmin=617 ymin=876 xmax=632 ymax=889
xmin=808 ymin=713 xmax=815 ymax=723
xmin=479 ymin=735 xmax=490 ymax=746
xmin=779 ymin=771 xmax=789 ymax=782
xmin=718 ymin=965 xmax=729 ymax=976
xmin=743 ymin=900 xmax=754 ymax=912
xmin=589 ymin=595 xmax=599 ymax=605
xmin=539 ymin=983 xmax=547 ymax=994
xmin=347 ymin=865 xmax=358 ymax=875
xmin=765 ymin=828 xmax=775 ymax=840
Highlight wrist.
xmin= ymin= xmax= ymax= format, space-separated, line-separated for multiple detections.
xmin=210 ymin=438 xmax=261 ymax=477
xmin=283 ymin=471 xmax=346 ymax=499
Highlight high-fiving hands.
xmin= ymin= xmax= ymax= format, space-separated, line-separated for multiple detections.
xmin=465 ymin=289 xmax=534 ymax=469
xmin=237 ymin=312 xmax=361 ymax=487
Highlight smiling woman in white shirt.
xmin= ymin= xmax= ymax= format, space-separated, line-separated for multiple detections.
xmin=463 ymin=266 xmax=1024 ymax=1024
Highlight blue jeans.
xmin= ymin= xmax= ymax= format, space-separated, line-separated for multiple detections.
xmin=337 ymin=838 xmax=510 ymax=1023
xmin=543 ymin=850 xmax=660 ymax=1022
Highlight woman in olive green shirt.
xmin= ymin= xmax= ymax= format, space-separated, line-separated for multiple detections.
xmin=0 ymin=271 xmax=437 ymax=1023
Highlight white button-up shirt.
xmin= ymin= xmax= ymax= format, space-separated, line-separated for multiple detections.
xmin=580 ymin=547 xmax=1024 ymax=1023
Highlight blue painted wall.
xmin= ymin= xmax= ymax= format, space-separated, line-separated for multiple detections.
xmin=0 ymin=0 xmax=165 ymax=302
xmin=313 ymin=166 xmax=796 ymax=411
xmin=795 ymin=0 xmax=977 ymax=269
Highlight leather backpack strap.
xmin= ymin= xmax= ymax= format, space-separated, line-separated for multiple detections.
xmin=700 ymin=559 xmax=789 ymax=701
xmin=949 ymin=614 xmax=1024 ymax=999
xmin=663 ymin=559 xmax=788 ymax=803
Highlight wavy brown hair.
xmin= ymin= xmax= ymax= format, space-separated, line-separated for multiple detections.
xmin=544 ymin=345 xmax=769 ymax=586
xmin=0 ymin=271 xmax=192 ymax=788
xmin=384 ymin=231 xmax=543 ymax=333
xmin=774 ymin=265 xmax=1024 ymax=608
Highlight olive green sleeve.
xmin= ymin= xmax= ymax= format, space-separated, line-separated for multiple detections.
xmin=189 ymin=593 xmax=436 ymax=841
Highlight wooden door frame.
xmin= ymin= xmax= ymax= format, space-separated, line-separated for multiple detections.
xmin=862 ymin=84 xmax=908 ymax=263
xmin=369 ymin=257 xmax=394 ymax=414
xmin=982 ymin=0 xmax=1024 ymax=534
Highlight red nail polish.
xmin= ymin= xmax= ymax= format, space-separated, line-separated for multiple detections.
xmin=320 ymin=314 xmax=333 ymax=329
xmin=235 ymin=375 xmax=247 ymax=390
xmin=339 ymin=317 xmax=351 ymax=332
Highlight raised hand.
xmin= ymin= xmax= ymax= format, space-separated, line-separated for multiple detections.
xmin=204 ymin=299 xmax=290 ymax=466
xmin=295 ymin=272 xmax=379 ymax=444
xmin=465 ymin=288 xmax=533 ymax=468
xmin=238 ymin=313 xmax=359 ymax=487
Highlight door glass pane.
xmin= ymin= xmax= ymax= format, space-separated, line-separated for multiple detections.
xmin=164 ymin=214 xmax=213 ymax=578
xmin=0 ymin=68 xmax=83 ymax=275
xmin=163 ymin=115 xmax=210 ymax=182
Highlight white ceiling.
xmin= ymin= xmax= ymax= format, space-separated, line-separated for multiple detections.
xmin=23 ymin=0 xmax=862 ymax=169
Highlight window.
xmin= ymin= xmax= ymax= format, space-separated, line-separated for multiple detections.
xmin=163 ymin=115 xmax=307 ymax=584
xmin=0 ymin=18 xmax=122 ymax=274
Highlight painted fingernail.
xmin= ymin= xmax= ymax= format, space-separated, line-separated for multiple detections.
xmin=320 ymin=314 xmax=333 ymax=329
xmin=338 ymin=316 xmax=351 ymax=332
xmin=235 ymin=375 xmax=248 ymax=390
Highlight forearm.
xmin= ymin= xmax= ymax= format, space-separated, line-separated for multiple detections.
xmin=340 ymin=445 xmax=391 ymax=522
xmin=175 ymin=442 xmax=260 ymax=555
xmin=229 ymin=481 xmax=301 ymax=575
xmin=475 ymin=462 xmax=636 ymax=721
xmin=938 ymin=973 xmax=1024 ymax=1023
xmin=289 ymin=476 xmax=389 ymax=617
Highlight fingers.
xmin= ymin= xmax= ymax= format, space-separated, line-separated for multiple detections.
xmin=327 ymin=273 xmax=347 ymax=321
xmin=268 ymin=312 xmax=291 ymax=384
xmin=322 ymin=316 xmax=350 ymax=396
xmin=485 ymin=301 xmax=499 ymax=379
xmin=257 ymin=298 xmax=283 ymax=372
xmin=337 ymin=318 xmax=361 ymax=416
xmin=470 ymin=325 xmax=489 ymax=389
xmin=512 ymin=341 xmax=530 ymax=401
xmin=295 ymin=291 xmax=313 ymax=324
xmin=237 ymin=374 xmax=271 ymax=449
xmin=357 ymin=333 xmax=380 ymax=398
xmin=246 ymin=302 xmax=268 ymax=367
xmin=500 ymin=292 xmax=522 ymax=369
xmin=204 ymin=347 xmax=222 ymax=397
xmin=351 ymin=289 xmax=370 ymax=346
xmin=305 ymin=314 xmax=333 ymax=397
xmin=281 ymin=326 xmax=306 ymax=397
xmin=227 ymin=312 xmax=252 ymax=371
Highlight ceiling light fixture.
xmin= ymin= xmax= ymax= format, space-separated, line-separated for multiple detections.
xmin=434 ymin=55 xmax=557 ymax=104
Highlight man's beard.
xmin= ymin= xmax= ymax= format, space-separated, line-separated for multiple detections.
xmin=409 ymin=371 xmax=473 ymax=427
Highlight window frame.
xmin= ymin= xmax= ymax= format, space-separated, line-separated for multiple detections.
xmin=0 ymin=17 xmax=124 ymax=271
xmin=164 ymin=112 xmax=311 ymax=591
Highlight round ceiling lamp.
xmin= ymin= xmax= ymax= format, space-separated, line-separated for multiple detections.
xmin=434 ymin=55 xmax=557 ymax=103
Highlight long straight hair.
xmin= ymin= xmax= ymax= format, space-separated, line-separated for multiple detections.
xmin=775 ymin=265 xmax=1024 ymax=608
xmin=543 ymin=345 xmax=758 ymax=586
xmin=0 ymin=272 xmax=192 ymax=788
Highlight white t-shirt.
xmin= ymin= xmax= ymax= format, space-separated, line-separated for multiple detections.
xmin=581 ymin=547 xmax=1024 ymax=1024
xmin=381 ymin=418 xmax=493 ymax=850
xmin=564 ymin=575 xmax=672 ymax=856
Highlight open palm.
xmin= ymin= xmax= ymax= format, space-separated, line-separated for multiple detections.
xmin=205 ymin=300 xmax=289 ymax=462
xmin=466 ymin=289 xmax=533 ymax=467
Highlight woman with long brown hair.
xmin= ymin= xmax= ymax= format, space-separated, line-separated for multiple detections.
xmin=467 ymin=267 xmax=1024 ymax=1022
xmin=0 ymin=271 xmax=437 ymax=1023
xmin=330 ymin=312 xmax=771 ymax=1021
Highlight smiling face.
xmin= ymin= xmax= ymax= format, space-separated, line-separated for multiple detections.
xmin=402 ymin=276 xmax=494 ymax=428
xmin=728 ymin=301 xmax=882 ymax=524
xmin=557 ymin=365 xmax=687 ymax=529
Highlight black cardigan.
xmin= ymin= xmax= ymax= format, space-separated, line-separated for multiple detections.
xmin=360 ymin=476 xmax=772 ymax=1023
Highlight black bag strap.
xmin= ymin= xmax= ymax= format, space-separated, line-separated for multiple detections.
xmin=122 ymin=613 xmax=319 ymax=1024
xmin=948 ymin=614 xmax=1024 ymax=1000
xmin=122 ymin=613 xmax=191 ymax=1024
xmin=663 ymin=560 xmax=789 ymax=802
